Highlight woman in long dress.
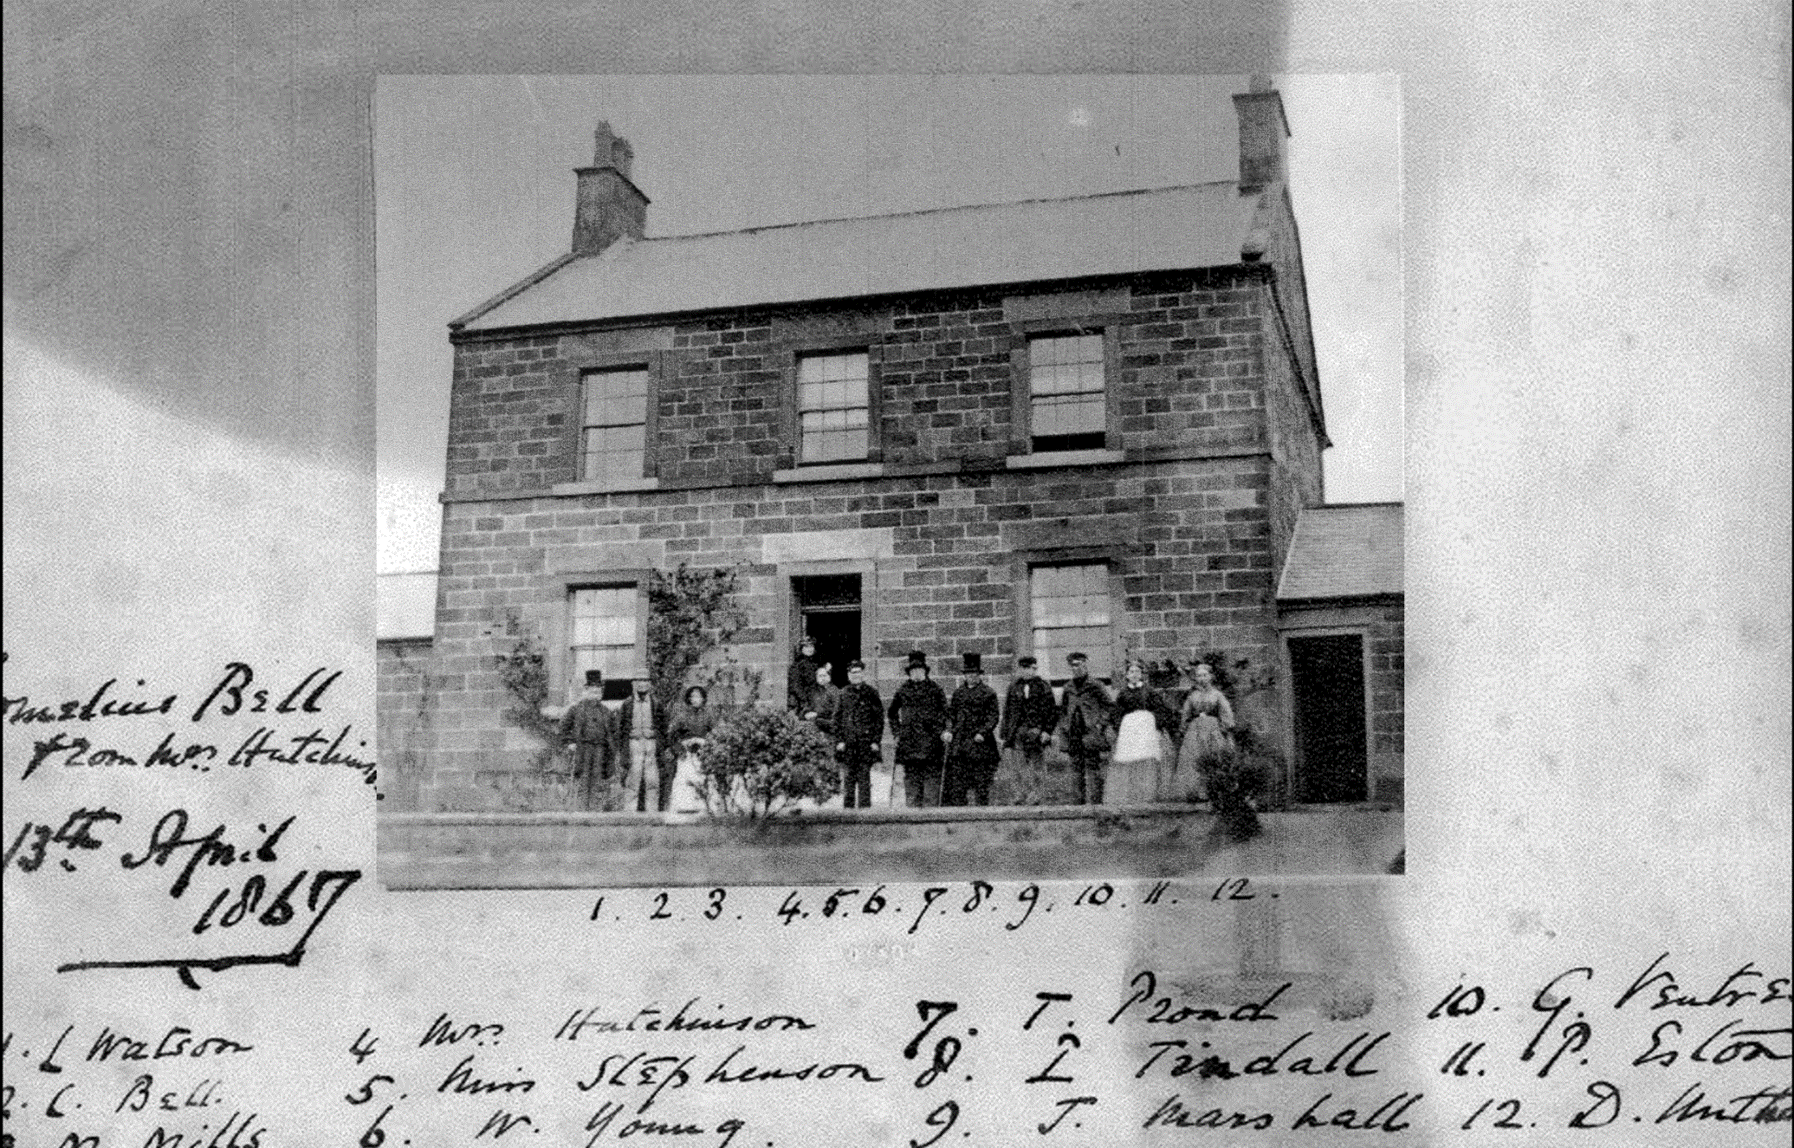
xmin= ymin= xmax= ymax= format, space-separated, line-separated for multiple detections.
xmin=1109 ymin=661 xmax=1175 ymax=803
xmin=666 ymin=685 xmax=717 ymax=814
xmin=1177 ymin=662 xmax=1236 ymax=803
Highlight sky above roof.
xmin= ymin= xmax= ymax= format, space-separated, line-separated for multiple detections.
xmin=376 ymin=74 xmax=1402 ymax=572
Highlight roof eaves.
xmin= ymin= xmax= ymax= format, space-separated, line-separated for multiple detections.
xmin=448 ymin=250 xmax=582 ymax=331
xmin=452 ymin=263 xmax=1264 ymax=342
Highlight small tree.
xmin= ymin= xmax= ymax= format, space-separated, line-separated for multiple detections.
xmin=494 ymin=634 xmax=563 ymax=772
xmin=647 ymin=563 xmax=749 ymax=719
xmin=693 ymin=708 xmax=839 ymax=819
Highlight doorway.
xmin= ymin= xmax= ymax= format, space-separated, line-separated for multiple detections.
xmin=793 ymin=574 xmax=862 ymax=686
xmin=1288 ymin=633 xmax=1369 ymax=804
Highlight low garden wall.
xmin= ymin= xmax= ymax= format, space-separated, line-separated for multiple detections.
xmin=377 ymin=804 xmax=1404 ymax=889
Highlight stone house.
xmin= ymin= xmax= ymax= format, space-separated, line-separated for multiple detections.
xmin=384 ymin=83 xmax=1404 ymax=820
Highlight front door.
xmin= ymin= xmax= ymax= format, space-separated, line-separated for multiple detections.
xmin=1288 ymin=633 xmax=1369 ymax=803
xmin=793 ymin=574 xmax=862 ymax=687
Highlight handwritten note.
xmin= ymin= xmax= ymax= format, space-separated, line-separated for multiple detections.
xmin=4 ymin=862 xmax=1787 ymax=1144
xmin=3 ymin=656 xmax=368 ymax=996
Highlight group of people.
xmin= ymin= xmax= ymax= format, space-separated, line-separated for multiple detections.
xmin=784 ymin=638 xmax=1239 ymax=809
xmin=556 ymin=642 xmax=1240 ymax=812
xmin=557 ymin=668 xmax=719 ymax=812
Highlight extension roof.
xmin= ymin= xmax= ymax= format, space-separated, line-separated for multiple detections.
xmin=1277 ymin=503 xmax=1404 ymax=602
xmin=454 ymin=182 xmax=1263 ymax=332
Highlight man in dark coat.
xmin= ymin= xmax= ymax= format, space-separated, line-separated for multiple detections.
xmin=1000 ymin=655 xmax=1058 ymax=802
xmin=559 ymin=669 xmax=619 ymax=811
xmin=943 ymin=652 xmax=1001 ymax=806
xmin=888 ymin=650 xmax=949 ymax=807
xmin=787 ymin=637 xmax=822 ymax=714
xmin=833 ymin=660 xmax=884 ymax=809
xmin=1053 ymin=652 xmax=1114 ymax=805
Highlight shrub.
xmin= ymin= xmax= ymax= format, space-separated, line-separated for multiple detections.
xmin=493 ymin=634 xmax=562 ymax=772
xmin=693 ymin=707 xmax=839 ymax=819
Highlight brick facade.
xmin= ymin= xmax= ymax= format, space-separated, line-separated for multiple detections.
xmin=375 ymin=637 xmax=434 ymax=810
xmin=1367 ymin=602 xmax=1405 ymax=802
xmin=399 ymin=267 xmax=1336 ymax=814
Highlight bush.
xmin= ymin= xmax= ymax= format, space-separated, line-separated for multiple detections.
xmin=493 ymin=635 xmax=562 ymax=772
xmin=693 ymin=708 xmax=839 ymax=819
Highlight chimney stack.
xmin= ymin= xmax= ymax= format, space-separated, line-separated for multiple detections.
xmin=1231 ymin=76 xmax=1290 ymax=194
xmin=572 ymin=122 xmax=649 ymax=256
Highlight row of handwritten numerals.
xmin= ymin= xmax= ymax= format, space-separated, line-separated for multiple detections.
xmin=1431 ymin=966 xmax=1791 ymax=1133
xmin=343 ymin=1028 xmax=410 ymax=1148
xmin=591 ymin=877 xmax=1258 ymax=935
xmin=902 ymin=993 xmax=1098 ymax=1147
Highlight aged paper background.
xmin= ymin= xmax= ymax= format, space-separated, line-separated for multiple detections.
xmin=4 ymin=1 xmax=1789 ymax=1144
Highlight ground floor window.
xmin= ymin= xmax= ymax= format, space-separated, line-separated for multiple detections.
xmin=1028 ymin=561 xmax=1113 ymax=684
xmin=570 ymin=584 xmax=638 ymax=702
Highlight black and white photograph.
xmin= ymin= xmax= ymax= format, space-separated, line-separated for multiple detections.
xmin=374 ymin=75 xmax=1405 ymax=887
xmin=8 ymin=1 xmax=1788 ymax=1144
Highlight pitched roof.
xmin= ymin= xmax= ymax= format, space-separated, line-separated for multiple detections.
xmin=1277 ymin=504 xmax=1404 ymax=602
xmin=377 ymin=571 xmax=437 ymax=641
xmin=456 ymin=182 xmax=1262 ymax=332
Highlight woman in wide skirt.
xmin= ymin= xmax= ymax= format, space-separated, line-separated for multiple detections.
xmin=1177 ymin=662 xmax=1236 ymax=803
xmin=1109 ymin=662 xmax=1177 ymax=803
xmin=666 ymin=685 xmax=718 ymax=814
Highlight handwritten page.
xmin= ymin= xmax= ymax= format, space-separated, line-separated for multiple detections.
xmin=3 ymin=1 xmax=1789 ymax=1145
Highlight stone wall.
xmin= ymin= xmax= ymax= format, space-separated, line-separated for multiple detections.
xmin=375 ymin=637 xmax=433 ymax=809
xmin=409 ymin=271 xmax=1334 ymax=813
xmin=1367 ymin=601 xmax=1405 ymax=803
xmin=443 ymin=271 xmax=1284 ymax=499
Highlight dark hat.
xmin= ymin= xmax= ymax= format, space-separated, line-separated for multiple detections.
xmin=1067 ymin=651 xmax=1089 ymax=664
xmin=847 ymin=659 xmax=866 ymax=671
xmin=1017 ymin=655 xmax=1038 ymax=668
xmin=906 ymin=650 xmax=929 ymax=671
xmin=962 ymin=652 xmax=983 ymax=672
xmin=583 ymin=669 xmax=604 ymax=686
xmin=798 ymin=635 xmax=816 ymax=649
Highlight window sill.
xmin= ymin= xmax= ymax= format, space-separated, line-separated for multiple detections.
xmin=1005 ymin=448 xmax=1127 ymax=471
xmin=772 ymin=462 xmax=887 ymax=484
xmin=551 ymin=477 xmax=662 ymax=496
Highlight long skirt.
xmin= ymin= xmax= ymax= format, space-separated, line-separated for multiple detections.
xmin=1108 ymin=710 xmax=1165 ymax=804
xmin=668 ymin=750 xmax=706 ymax=814
xmin=1177 ymin=715 xmax=1234 ymax=802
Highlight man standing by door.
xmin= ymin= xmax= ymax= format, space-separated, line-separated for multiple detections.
xmin=787 ymin=636 xmax=822 ymax=714
xmin=943 ymin=652 xmax=1001 ymax=806
xmin=560 ymin=669 xmax=619 ymax=811
xmin=1054 ymin=652 xmax=1114 ymax=805
xmin=1000 ymin=655 xmax=1058 ymax=804
xmin=889 ymin=650 xmax=949 ymax=808
xmin=833 ymin=660 xmax=884 ymax=809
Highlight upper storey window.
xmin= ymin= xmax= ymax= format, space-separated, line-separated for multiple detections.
xmin=580 ymin=366 xmax=650 ymax=482
xmin=1027 ymin=333 xmax=1108 ymax=453
xmin=797 ymin=351 xmax=871 ymax=464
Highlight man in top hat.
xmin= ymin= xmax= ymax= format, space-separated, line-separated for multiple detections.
xmin=833 ymin=660 xmax=885 ymax=809
xmin=1000 ymin=655 xmax=1058 ymax=800
xmin=1053 ymin=651 xmax=1115 ymax=805
xmin=787 ymin=636 xmax=822 ymax=714
xmin=887 ymin=650 xmax=949 ymax=807
xmin=616 ymin=671 xmax=665 ymax=811
xmin=560 ymin=668 xmax=620 ymax=811
xmin=943 ymin=652 xmax=1001 ymax=806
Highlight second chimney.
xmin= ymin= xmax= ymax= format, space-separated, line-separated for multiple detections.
xmin=572 ymin=122 xmax=649 ymax=256
xmin=1231 ymin=77 xmax=1290 ymax=194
